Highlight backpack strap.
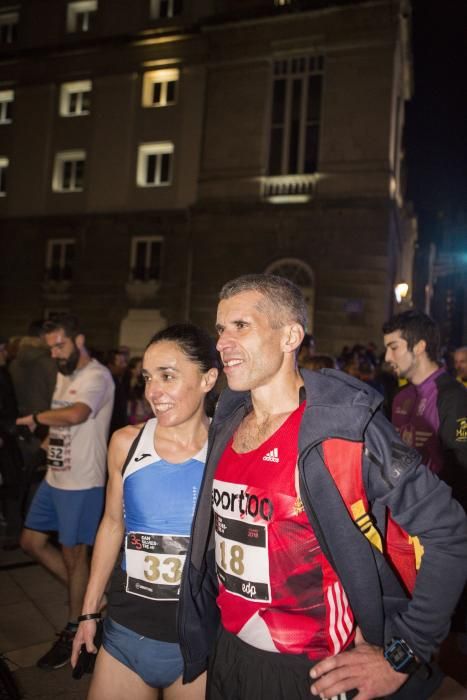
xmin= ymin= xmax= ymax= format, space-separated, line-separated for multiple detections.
xmin=322 ymin=439 xmax=383 ymax=552
xmin=322 ymin=438 xmax=420 ymax=594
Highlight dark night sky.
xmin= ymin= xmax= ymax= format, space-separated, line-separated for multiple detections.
xmin=405 ymin=0 xmax=467 ymax=244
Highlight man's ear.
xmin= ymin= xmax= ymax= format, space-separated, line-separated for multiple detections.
xmin=75 ymin=333 xmax=86 ymax=350
xmin=282 ymin=323 xmax=304 ymax=355
xmin=413 ymin=339 xmax=426 ymax=357
xmin=202 ymin=368 xmax=219 ymax=393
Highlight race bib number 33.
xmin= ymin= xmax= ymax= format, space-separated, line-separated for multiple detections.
xmin=125 ymin=532 xmax=188 ymax=601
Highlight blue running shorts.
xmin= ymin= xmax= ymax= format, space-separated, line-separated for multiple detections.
xmin=102 ymin=617 xmax=184 ymax=689
xmin=24 ymin=480 xmax=104 ymax=547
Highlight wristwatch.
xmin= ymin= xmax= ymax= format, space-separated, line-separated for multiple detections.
xmin=384 ymin=638 xmax=420 ymax=674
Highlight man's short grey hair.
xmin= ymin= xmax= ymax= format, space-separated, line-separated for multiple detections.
xmin=219 ymin=274 xmax=308 ymax=331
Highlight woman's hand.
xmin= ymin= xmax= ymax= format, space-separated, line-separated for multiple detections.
xmin=71 ymin=619 xmax=99 ymax=667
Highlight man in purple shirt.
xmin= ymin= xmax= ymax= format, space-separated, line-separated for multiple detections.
xmin=383 ymin=310 xmax=467 ymax=510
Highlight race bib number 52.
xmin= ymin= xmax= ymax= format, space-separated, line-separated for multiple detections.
xmin=47 ymin=432 xmax=71 ymax=471
xmin=125 ymin=532 xmax=188 ymax=601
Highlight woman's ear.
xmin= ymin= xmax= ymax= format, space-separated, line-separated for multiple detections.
xmin=202 ymin=368 xmax=219 ymax=393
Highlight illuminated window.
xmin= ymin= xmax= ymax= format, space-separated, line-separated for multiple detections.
xmin=0 ymin=90 xmax=13 ymax=124
xmin=149 ymin=0 xmax=182 ymax=19
xmin=52 ymin=150 xmax=86 ymax=192
xmin=66 ymin=1 xmax=97 ymax=32
xmin=59 ymin=81 xmax=91 ymax=116
xmin=0 ymin=157 xmax=8 ymax=196
xmin=268 ymin=55 xmax=324 ymax=175
xmin=0 ymin=11 xmax=18 ymax=44
xmin=46 ymin=239 xmax=75 ymax=281
xmin=142 ymin=69 xmax=179 ymax=107
xmin=137 ymin=143 xmax=173 ymax=187
xmin=130 ymin=236 xmax=163 ymax=282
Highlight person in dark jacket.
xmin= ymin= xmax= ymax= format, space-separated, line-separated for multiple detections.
xmin=454 ymin=346 xmax=467 ymax=388
xmin=9 ymin=321 xmax=57 ymax=418
xmin=0 ymin=335 xmax=21 ymax=540
xmin=6 ymin=323 xmax=55 ymax=538
xmin=178 ymin=274 xmax=467 ymax=700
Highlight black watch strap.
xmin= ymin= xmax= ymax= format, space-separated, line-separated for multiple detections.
xmin=384 ymin=638 xmax=420 ymax=675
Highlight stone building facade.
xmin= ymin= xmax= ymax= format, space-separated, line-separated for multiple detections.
xmin=0 ymin=0 xmax=416 ymax=354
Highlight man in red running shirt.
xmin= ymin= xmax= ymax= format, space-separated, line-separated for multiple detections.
xmin=179 ymin=274 xmax=467 ymax=700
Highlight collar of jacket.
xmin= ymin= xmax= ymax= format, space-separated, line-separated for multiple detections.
xmin=214 ymin=368 xmax=383 ymax=446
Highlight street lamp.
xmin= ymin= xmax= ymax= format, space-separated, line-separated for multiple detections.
xmin=394 ymin=282 xmax=409 ymax=304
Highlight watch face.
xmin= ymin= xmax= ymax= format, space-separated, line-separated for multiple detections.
xmin=391 ymin=641 xmax=407 ymax=666
xmin=385 ymin=638 xmax=417 ymax=673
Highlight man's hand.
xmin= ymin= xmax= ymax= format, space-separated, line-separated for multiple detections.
xmin=16 ymin=415 xmax=35 ymax=432
xmin=309 ymin=628 xmax=408 ymax=699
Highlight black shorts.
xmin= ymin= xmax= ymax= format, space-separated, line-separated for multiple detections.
xmin=207 ymin=628 xmax=443 ymax=700
xmin=207 ymin=628 xmax=357 ymax=700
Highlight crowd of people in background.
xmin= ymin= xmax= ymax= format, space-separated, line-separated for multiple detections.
xmin=0 ymin=321 xmax=467 ymax=546
xmin=2 ymin=320 xmax=466 ymax=548
xmin=298 ymin=333 xmax=467 ymax=420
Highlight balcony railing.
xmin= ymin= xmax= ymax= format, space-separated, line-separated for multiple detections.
xmin=261 ymin=174 xmax=316 ymax=202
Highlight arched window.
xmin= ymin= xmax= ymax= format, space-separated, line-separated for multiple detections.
xmin=264 ymin=258 xmax=315 ymax=331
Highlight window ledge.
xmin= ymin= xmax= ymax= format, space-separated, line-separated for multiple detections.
xmin=126 ymin=279 xmax=161 ymax=304
xmin=42 ymin=279 xmax=72 ymax=301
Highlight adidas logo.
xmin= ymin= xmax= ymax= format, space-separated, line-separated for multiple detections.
xmin=262 ymin=448 xmax=279 ymax=463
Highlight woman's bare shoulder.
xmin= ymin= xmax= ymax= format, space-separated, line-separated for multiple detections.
xmin=109 ymin=424 xmax=144 ymax=459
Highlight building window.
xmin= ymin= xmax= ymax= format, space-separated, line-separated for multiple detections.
xmin=0 ymin=157 xmax=8 ymax=196
xmin=59 ymin=81 xmax=91 ymax=117
xmin=142 ymin=69 xmax=179 ymax=108
xmin=268 ymin=55 xmax=324 ymax=176
xmin=149 ymin=0 xmax=182 ymax=20
xmin=0 ymin=90 xmax=13 ymax=124
xmin=137 ymin=142 xmax=173 ymax=187
xmin=0 ymin=11 xmax=18 ymax=44
xmin=130 ymin=236 xmax=163 ymax=282
xmin=66 ymin=1 xmax=97 ymax=33
xmin=52 ymin=150 xmax=86 ymax=192
xmin=46 ymin=239 xmax=75 ymax=282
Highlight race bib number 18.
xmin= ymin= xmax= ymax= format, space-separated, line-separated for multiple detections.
xmin=214 ymin=512 xmax=271 ymax=602
xmin=125 ymin=532 xmax=188 ymax=601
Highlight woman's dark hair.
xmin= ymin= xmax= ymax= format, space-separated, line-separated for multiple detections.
xmin=146 ymin=324 xmax=220 ymax=415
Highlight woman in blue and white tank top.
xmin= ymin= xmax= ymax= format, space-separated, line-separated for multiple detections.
xmin=71 ymin=324 xmax=219 ymax=700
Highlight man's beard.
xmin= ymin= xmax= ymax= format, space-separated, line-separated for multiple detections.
xmin=57 ymin=346 xmax=80 ymax=376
